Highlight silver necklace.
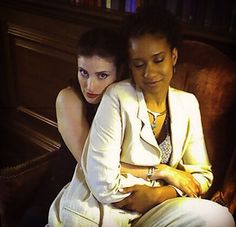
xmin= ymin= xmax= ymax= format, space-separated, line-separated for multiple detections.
xmin=147 ymin=108 xmax=166 ymax=129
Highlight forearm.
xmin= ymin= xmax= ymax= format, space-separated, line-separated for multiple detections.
xmin=56 ymin=87 xmax=90 ymax=163
xmin=157 ymin=185 xmax=178 ymax=203
xmin=59 ymin=126 xmax=88 ymax=163
xmin=84 ymin=149 xmax=131 ymax=203
xmin=113 ymin=185 xmax=178 ymax=214
xmin=121 ymin=163 xmax=171 ymax=183
xmin=121 ymin=162 xmax=150 ymax=179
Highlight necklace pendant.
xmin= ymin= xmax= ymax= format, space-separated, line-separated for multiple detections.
xmin=151 ymin=117 xmax=157 ymax=129
xmin=147 ymin=108 xmax=166 ymax=130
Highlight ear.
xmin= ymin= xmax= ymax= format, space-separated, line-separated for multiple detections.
xmin=172 ymin=48 xmax=178 ymax=66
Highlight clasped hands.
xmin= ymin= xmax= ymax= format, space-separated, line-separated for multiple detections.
xmin=112 ymin=163 xmax=201 ymax=213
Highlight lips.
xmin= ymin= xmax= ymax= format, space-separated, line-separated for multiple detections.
xmin=144 ymin=79 xmax=161 ymax=87
xmin=86 ymin=92 xmax=99 ymax=99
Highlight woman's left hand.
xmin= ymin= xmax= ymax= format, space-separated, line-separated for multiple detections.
xmin=152 ymin=164 xmax=201 ymax=197
xmin=112 ymin=185 xmax=177 ymax=214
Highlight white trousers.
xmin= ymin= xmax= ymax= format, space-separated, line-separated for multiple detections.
xmin=132 ymin=197 xmax=235 ymax=227
xmin=48 ymin=195 xmax=235 ymax=227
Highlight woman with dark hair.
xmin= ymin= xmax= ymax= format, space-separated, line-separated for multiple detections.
xmin=48 ymin=6 xmax=235 ymax=227
xmin=21 ymin=27 xmax=126 ymax=226
xmin=56 ymin=27 xmax=126 ymax=164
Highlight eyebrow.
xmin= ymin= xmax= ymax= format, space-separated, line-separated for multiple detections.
xmin=78 ymin=66 xmax=86 ymax=70
xmin=95 ymin=71 xmax=111 ymax=75
xmin=153 ymin=51 xmax=165 ymax=57
xmin=131 ymin=51 xmax=165 ymax=61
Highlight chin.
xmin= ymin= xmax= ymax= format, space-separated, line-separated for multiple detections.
xmin=86 ymin=97 xmax=101 ymax=105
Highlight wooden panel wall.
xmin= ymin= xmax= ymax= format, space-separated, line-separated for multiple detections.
xmin=0 ymin=2 xmax=104 ymax=155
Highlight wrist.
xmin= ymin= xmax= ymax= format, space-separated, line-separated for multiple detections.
xmin=146 ymin=166 xmax=156 ymax=181
xmin=154 ymin=164 xmax=170 ymax=181
xmin=153 ymin=186 xmax=177 ymax=204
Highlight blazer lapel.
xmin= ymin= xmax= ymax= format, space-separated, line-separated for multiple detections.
xmin=168 ymin=88 xmax=188 ymax=166
xmin=136 ymin=89 xmax=159 ymax=148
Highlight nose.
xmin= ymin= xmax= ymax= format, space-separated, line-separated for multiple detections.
xmin=86 ymin=77 xmax=96 ymax=91
xmin=144 ymin=62 xmax=156 ymax=78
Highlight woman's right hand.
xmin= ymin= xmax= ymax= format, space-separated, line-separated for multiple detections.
xmin=152 ymin=164 xmax=201 ymax=197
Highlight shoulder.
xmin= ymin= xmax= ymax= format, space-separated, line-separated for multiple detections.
xmin=56 ymin=86 xmax=83 ymax=110
xmin=169 ymin=87 xmax=200 ymax=115
xmin=169 ymin=87 xmax=199 ymax=104
xmin=105 ymin=79 xmax=136 ymax=98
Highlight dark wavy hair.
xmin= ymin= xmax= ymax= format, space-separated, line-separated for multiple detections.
xmin=76 ymin=27 xmax=127 ymax=81
xmin=123 ymin=5 xmax=182 ymax=51
xmin=71 ymin=27 xmax=128 ymax=123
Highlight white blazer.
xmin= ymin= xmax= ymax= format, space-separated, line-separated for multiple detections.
xmin=48 ymin=79 xmax=213 ymax=226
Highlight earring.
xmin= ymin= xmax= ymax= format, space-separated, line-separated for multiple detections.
xmin=173 ymin=66 xmax=176 ymax=74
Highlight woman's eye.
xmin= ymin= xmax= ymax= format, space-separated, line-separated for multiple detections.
xmin=134 ymin=64 xmax=144 ymax=68
xmin=98 ymin=73 xmax=109 ymax=80
xmin=154 ymin=57 xmax=164 ymax=63
xmin=79 ymin=69 xmax=89 ymax=78
xmin=132 ymin=61 xmax=144 ymax=68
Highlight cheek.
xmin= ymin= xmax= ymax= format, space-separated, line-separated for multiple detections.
xmin=131 ymin=69 xmax=143 ymax=81
xmin=78 ymin=77 xmax=86 ymax=89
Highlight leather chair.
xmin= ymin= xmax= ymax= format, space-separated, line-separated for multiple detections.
xmin=172 ymin=40 xmax=236 ymax=216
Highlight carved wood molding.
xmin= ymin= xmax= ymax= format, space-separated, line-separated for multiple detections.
xmin=15 ymin=36 xmax=75 ymax=63
xmin=7 ymin=22 xmax=77 ymax=56
xmin=13 ymin=120 xmax=61 ymax=152
xmin=17 ymin=106 xmax=57 ymax=128
xmin=2 ymin=114 xmax=61 ymax=152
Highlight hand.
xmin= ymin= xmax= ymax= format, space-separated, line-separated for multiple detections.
xmin=112 ymin=185 xmax=176 ymax=214
xmin=152 ymin=164 xmax=201 ymax=197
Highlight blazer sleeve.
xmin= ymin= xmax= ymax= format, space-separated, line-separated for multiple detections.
xmin=178 ymin=94 xmax=213 ymax=194
xmin=81 ymin=85 xmax=147 ymax=204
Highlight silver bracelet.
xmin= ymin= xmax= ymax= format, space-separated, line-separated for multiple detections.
xmin=147 ymin=166 xmax=155 ymax=181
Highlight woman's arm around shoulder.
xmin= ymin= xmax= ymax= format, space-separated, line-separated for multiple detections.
xmin=56 ymin=86 xmax=89 ymax=163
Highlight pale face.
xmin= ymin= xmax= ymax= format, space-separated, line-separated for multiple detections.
xmin=78 ymin=55 xmax=117 ymax=104
xmin=129 ymin=34 xmax=178 ymax=97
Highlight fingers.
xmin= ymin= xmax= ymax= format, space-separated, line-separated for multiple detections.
xmin=112 ymin=188 xmax=135 ymax=210
xmin=183 ymin=180 xmax=201 ymax=197
xmin=192 ymin=177 xmax=202 ymax=194
xmin=119 ymin=186 xmax=136 ymax=194
xmin=112 ymin=198 xmax=128 ymax=209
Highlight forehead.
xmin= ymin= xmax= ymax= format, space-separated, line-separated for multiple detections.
xmin=129 ymin=34 xmax=170 ymax=57
xmin=77 ymin=55 xmax=115 ymax=69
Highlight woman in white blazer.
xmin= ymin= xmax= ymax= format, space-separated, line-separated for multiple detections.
xmin=48 ymin=5 xmax=235 ymax=227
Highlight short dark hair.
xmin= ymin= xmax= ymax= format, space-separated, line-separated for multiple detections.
xmin=123 ymin=5 xmax=182 ymax=51
xmin=77 ymin=27 xmax=126 ymax=80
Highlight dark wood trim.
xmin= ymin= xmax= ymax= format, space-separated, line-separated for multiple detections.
xmin=8 ymin=23 xmax=77 ymax=56
xmin=14 ymin=36 xmax=75 ymax=63
xmin=17 ymin=106 xmax=57 ymax=128
xmin=2 ymin=117 xmax=61 ymax=152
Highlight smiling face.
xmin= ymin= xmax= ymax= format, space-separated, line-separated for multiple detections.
xmin=78 ymin=55 xmax=117 ymax=104
xmin=129 ymin=34 xmax=178 ymax=97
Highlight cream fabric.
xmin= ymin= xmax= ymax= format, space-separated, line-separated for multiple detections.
xmin=49 ymin=79 xmax=215 ymax=226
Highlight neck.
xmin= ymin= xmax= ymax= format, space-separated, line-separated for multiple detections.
xmin=144 ymin=91 xmax=168 ymax=112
